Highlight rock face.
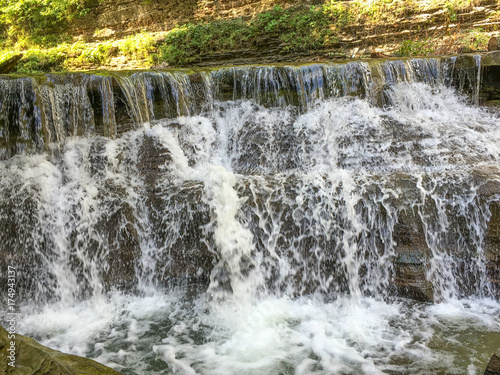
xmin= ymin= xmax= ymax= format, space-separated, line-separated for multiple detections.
xmin=485 ymin=348 xmax=500 ymax=375
xmin=0 ymin=59 xmax=499 ymax=304
xmin=0 ymin=326 xmax=121 ymax=375
xmin=481 ymin=51 xmax=500 ymax=104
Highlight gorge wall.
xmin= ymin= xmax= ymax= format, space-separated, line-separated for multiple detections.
xmin=68 ymin=0 xmax=500 ymax=67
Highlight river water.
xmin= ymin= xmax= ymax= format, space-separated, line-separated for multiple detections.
xmin=1 ymin=58 xmax=499 ymax=374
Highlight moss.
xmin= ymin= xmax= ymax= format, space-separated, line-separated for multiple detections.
xmin=0 ymin=325 xmax=121 ymax=375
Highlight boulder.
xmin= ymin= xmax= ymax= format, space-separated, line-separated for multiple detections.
xmin=484 ymin=348 xmax=500 ymax=375
xmin=0 ymin=325 xmax=121 ymax=375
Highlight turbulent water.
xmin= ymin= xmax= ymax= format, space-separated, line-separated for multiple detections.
xmin=1 ymin=57 xmax=500 ymax=374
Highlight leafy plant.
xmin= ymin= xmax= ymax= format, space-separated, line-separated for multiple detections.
xmin=445 ymin=2 xmax=458 ymax=22
xmin=0 ymin=0 xmax=94 ymax=46
xmin=158 ymin=19 xmax=250 ymax=65
xmin=78 ymin=41 xmax=113 ymax=65
xmin=15 ymin=48 xmax=67 ymax=73
xmin=119 ymin=32 xmax=156 ymax=59
xmin=157 ymin=4 xmax=350 ymax=65
xmin=460 ymin=28 xmax=489 ymax=50
xmin=397 ymin=38 xmax=435 ymax=56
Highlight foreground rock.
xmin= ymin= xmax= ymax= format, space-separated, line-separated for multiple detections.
xmin=0 ymin=326 xmax=121 ymax=375
xmin=485 ymin=348 xmax=500 ymax=375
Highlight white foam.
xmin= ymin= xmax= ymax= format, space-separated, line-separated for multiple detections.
xmin=17 ymin=294 xmax=499 ymax=374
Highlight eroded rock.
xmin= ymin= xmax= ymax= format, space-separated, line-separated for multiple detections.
xmin=0 ymin=325 xmax=121 ymax=375
xmin=484 ymin=348 xmax=500 ymax=375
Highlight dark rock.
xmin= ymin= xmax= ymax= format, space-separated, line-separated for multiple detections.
xmin=485 ymin=200 xmax=500 ymax=298
xmin=452 ymin=55 xmax=480 ymax=101
xmin=484 ymin=348 xmax=500 ymax=375
xmin=393 ymin=258 xmax=434 ymax=302
xmin=488 ymin=37 xmax=499 ymax=52
xmin=481 ymin=51 xmax=500 ymax=67
xmin=393 ymin=210 xmax=434 ymax=302
xmin=0 ymin=54 xmax=23 ymax=74
xmin=481 ymin=51 xmax=500 ymax=103
xmin=0 ymin=325 xmax=121 ymax=375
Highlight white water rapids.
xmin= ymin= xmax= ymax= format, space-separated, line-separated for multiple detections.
xmin=0 ymin=59 xmax=500 ymax=374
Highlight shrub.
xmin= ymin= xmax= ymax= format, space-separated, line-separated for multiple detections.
xmin=78 ymin=42 xmax=114 ymax=65
xmin=0 ymin=0 xmax=93 ymax=45
xmin=158 ymin=20 xmax=250 ymax=65
xmin=397 ymin=39 xmax=435 ymax=56
xmin=460 ymin=28 xmax=489 ymax=51
xmin=119 ymin=32 xmax=156 ymax=59
xmin=157 ymin=5 xmax=349 ymax=66
xmin=14 ymin=48 xmax=67 ymax=73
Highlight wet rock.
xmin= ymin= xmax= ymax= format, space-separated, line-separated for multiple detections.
xmin=452 ymin=55 xmax=480 ymax=102
xmin=485 ymin=200 xmax=500 ymax=298
xmin=0 ymin=325 xmax=121 ymax=375
xmin=393 ymin=209 xmax=434 ymax=302
xmin=393 ymin=250 xmax=433 ymax=302
xmin=484 ymin=348 xmax=500 ymax=375
xmin=481 ymin=51 xmax=500 ymax=103
xmin=482 ymin=51 xmax=500 ymax=67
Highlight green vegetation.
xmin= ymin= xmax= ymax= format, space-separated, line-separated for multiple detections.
xmin=77 ymin=41 xmax=113 ymax=65
xmin=158 ymin=4 xmax=351 ymax=65
xmin=460 ymin=28 xmax=490 ymax=51
xmin=158 ymin=19 xmax=252 ymax=65
xmin=119 ymin=31 xmax=156 ymax=60
xmin=0 ymin=0 xmax=495 ymax=72
xmin=397 ymin=38 xmax=435 ymax=57
xmin=0 ymin=0 xmax=97 ymax=46
xmin=15 ymin=48 xmax=67 ymax=73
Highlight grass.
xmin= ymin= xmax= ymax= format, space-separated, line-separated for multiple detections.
xmin=0 ymin=30 xmax=160 ymax=73
xmin=397 ymin=38 xmax=435 ymax=57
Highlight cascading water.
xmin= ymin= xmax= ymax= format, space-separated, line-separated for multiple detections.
xmin=1 ymin=56 xmax=499 ymax=374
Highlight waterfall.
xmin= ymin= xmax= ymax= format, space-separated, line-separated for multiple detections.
xmin=1 ymin=56 xmax=499 ymax=374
